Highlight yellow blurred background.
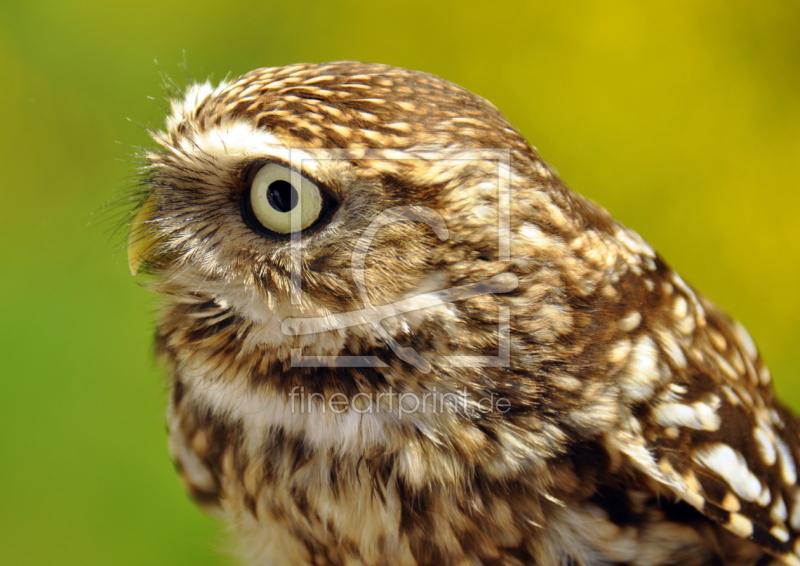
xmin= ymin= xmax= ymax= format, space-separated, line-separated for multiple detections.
xmin=1 ymin=1 xmax=798 ymax=564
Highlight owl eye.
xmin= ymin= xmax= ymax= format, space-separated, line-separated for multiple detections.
xmin=244 ymin=162 xmax=323 ymax=235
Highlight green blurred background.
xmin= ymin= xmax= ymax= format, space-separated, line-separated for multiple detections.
xmin=1 ymin=1 xmax=798 ymax=564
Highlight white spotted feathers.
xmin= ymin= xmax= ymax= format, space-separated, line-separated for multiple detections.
xmin=601 ymin=264 xmax=800 ymax=564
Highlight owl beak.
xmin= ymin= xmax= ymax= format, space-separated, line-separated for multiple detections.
xmin=127 ymin=197 xmax=159 ymax=276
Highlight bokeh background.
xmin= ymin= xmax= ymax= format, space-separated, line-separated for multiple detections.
xmin=1 ymin=1 xmax=798 ymax=564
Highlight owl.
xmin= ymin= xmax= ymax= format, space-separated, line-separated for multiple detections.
xmin=127 ymin=61 xmax=800 ymax=566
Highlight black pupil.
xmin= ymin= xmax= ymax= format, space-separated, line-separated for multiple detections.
xmin=266 ymin=180 xmax=299 ymax=213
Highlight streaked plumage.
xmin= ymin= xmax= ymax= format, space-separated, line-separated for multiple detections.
xmin=128 ymin=61 xmax=800 ymax=565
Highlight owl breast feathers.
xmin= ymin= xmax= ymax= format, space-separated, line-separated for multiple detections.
xmin=128 ymin=61 xmax=800 ymax=566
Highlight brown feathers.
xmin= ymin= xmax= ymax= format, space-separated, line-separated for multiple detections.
xmin=131 ymin=61 xmax=800 ymax=566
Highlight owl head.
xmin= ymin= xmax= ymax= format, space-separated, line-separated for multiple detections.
xmin=129 ymin=60 xmax=637 ymax=388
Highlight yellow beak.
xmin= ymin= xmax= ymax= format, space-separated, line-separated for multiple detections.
xmin=127 ymin=197 xmax=159 ymax=276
